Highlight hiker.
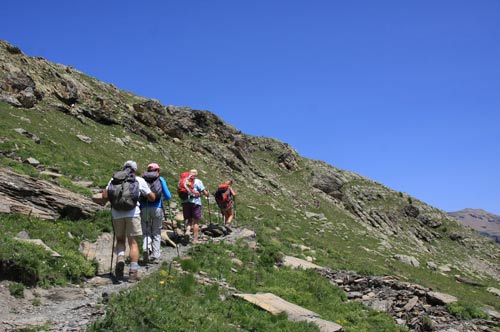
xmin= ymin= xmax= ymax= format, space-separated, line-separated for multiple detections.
xmin=179 ymin=169 xmax=209 ymax=244
xmin=102 ymin=160 xmax=156 ymax=282
xmin=140 ymin=162 xmax=172 ymax=264
xmin=215 ymin=180 xmax=237 ymax=227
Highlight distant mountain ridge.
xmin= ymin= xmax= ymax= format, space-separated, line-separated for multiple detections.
xmin=448 ymin=209 xmax=500 ymax=244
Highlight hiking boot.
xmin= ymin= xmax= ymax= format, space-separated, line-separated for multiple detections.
xmin=142 ymin=250 xmax=150 ymax=263
xmin=115 ymin=256 xmax=125 ymax=280
xmin=128 ymin=269 xmax=141 ymax=283
xmin=149 ymin=257 xmax=160 ymax=264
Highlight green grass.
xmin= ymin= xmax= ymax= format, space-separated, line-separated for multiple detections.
xmin=1 ymin=73 xmax=500 ymax=332
xmin=0 ymin=212 xmax=111 ymax=286
xmin=90 ymin=268 xmax=321 ymax=332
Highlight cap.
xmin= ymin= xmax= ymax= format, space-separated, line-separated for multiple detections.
xmin=147 ymin=163 xmax=160 ymax=171
xmin=123 ymin=160 xmax=138 ymax=170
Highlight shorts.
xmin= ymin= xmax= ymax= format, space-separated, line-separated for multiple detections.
xmin=113 ymin=216 xmax=142 ymax=238
xmin=182 ymin=202 xmax=202 ymax=220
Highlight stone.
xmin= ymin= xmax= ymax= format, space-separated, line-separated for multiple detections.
xmin=91 ymin=193 xmax=107 ymax=206
xmin=25 ymin=157 xmax=40 ymax=166
xmin=370 ymin=299 xmax=393 ymax=312
xmin=404 ymin=205 xmax=420 ymax=218
xmin=14 ymin=238 xmax=61 ymax=257
xmin=427 ymin=261 xmax=438 ymax=270
xmin=426 ymin=291 xmax=457 ymax=305
xmin=0 ymin=93 xmax=22 ymax=106
xmin=486 ymin=287 xmax=500 ymax=297
xmin=234 ymin=293 xmax=343 ymax=332
xmin=282 ymin=256 xmax=322 ymax=270
xmin=231 ymin=258 xmax=243 ymax=267
xmin=76 ymin=134 xmax=92 ymax=144
xmin=403 ymin=296 xmax=419 ymax=311
xmin=40 ymin=171 xmax=62 ymax=178
xmin=438 ymin=265 xmax=452 ymax=273
xmin=15 ymin=230 xmax=30 ymax=239
xmin=0 ymin=168 xmax=101 ymax=220
xmin=394 ymin=254 xmax=420 ymax=267
xmin=18 ymin=87 xmax=37 ymax=108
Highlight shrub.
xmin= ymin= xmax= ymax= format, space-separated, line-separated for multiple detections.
xmin=6 ymin=45 xmax=22 ymax=54
xmin=446 ymin=302 xmax=489 ymax=320
xmin=9 ymin=282 xmax=25 ymax=298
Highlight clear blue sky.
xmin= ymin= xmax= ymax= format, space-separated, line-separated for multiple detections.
xmin=2 ymin=1 xmax=499 ymax=214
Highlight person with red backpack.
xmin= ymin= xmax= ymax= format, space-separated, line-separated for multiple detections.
xmin=178 ymin=169 xmax=209 ymax=244
xmin=140 ymin=163 xmax=172 ymax=264
xmin=214 ymin=180 xmax=236 ymax=227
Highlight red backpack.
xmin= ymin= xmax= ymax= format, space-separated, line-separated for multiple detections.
xmin=214 ymin=183 xmax=233 ymax=209
xmin=177 ymin=171 xmax=196 ymax=200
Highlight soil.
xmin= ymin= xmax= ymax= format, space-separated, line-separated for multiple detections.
xmin=0 ymin=228 xmax=250 ymax=332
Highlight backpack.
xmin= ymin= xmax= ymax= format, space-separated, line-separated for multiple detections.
xmin=142 ymin=171 xmax=162 ymax=203
xmin=107 ymin=168 xmax=140 ymax=210
xmin=214 ymin=183 xmax=233 ymax=209
xmin=177 ymin=171 xmax=196 ymax=200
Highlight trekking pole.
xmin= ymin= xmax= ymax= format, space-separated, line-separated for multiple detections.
xmin=145 ymin=205 xmax=150 ymax=264
xmin=207 ymin=194 xmax=212 ymax=225
xmin=110 ymin=216 xmax=117 ymax=283
xmin=163 ymin=203 xmax=180 ymax=257
xmin=233 ymin=198 xmax=237 ymax=228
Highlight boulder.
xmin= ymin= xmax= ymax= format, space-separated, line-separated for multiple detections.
xmin=0 ymin=168 xmax=102 ymax=220
xmin=394 ymin=254 xmax=420 ymax=267
xmin=404 ymin=205 xmax=420 ymax=218
xmin=426 ymin=291 xmax=457 ymax=305
xmin=487 ymin=287 xmax=500 ymax=297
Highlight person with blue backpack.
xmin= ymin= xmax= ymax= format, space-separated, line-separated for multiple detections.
xmin=140 ymin=162 xmax=172 ymax=264
xmin=102 ymin=160 xmax=156 ymax=282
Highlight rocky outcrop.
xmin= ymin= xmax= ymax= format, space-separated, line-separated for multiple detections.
xmin=0 ymin=70 xmax=42 ymax=108
xmin=0 ymin=168 xmax=101 ymax=220
xmin=319 ymin=269 xmax=498 ymax=332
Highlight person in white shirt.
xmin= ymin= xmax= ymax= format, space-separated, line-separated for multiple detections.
xmin=102 ymin=160 xmax=156 ymax=282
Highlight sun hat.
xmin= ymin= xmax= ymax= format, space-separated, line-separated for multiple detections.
xmin=147 ymin=163 xmax=160 ymax=171
xmin=123 ymin=160 xmax=138 ymax=170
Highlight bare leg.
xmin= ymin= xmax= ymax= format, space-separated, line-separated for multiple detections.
xmin=128 ymin=236 xmax=139 ymax=264
xmin=225 ymin=209 xmax=234 ymax=226
xmin=115 ymin=237 xmax=126 ymax=254
xmin=192 ymin=219 xmax=199 ymax=243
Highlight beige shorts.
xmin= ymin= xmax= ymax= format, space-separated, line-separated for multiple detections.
xmin=113 ymin=216 xmax=142 ymax=238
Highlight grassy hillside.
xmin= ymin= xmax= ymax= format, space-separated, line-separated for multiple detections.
xmin=1 ymin=40 xmax=499 ymax=331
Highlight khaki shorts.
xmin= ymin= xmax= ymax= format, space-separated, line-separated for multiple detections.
xmin=113 ymin=216 xmax=142 ymax=238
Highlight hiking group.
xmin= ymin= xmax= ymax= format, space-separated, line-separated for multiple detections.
xmin=102 ymin=160 xmax=236 ymax=282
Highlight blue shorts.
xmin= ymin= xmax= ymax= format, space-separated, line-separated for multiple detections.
xmin=182 ymin=202 xmax=202 ymax=220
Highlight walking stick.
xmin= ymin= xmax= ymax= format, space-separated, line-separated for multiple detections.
xmin=163 ymin=203 xmax=180 ymax=257
xmin=110 ymin=215 xmax=117 ymax=283
xmin=207 ymin=194 xmax=213 ymax=226
xmin=233 ymin=197 xmax=237 ymax=228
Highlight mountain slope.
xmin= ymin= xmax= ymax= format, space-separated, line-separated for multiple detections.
xmin=1 ymin=40 xmax=500 ymax=327
xmin=449 ymin=208 xmax=500 ymax=244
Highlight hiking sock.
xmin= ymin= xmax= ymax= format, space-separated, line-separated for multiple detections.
xmin=130 ymin=262 xmax=139 ymax=270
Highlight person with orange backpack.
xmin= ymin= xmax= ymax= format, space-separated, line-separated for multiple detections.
xmin=178 ymin=169 xmax=209 ymax=244
xmin=214 ymin=180 xmax=236 ymax=227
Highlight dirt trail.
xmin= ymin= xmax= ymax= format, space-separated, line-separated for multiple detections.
xmin=0 ymin=228 xmax=253 ymax=332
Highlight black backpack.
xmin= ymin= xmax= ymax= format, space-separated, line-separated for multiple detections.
xmin=143 ymin=171 xmax=162 ymax=203
xmin=107 ymin=168 xmax=140 ymax=210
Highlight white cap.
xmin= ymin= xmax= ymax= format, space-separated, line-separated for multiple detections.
xmin=124 ymin=160 xmax=138 ymax=170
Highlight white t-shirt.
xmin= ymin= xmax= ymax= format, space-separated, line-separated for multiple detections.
xmin=106 ymin=176 xmax=151 ymax=219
